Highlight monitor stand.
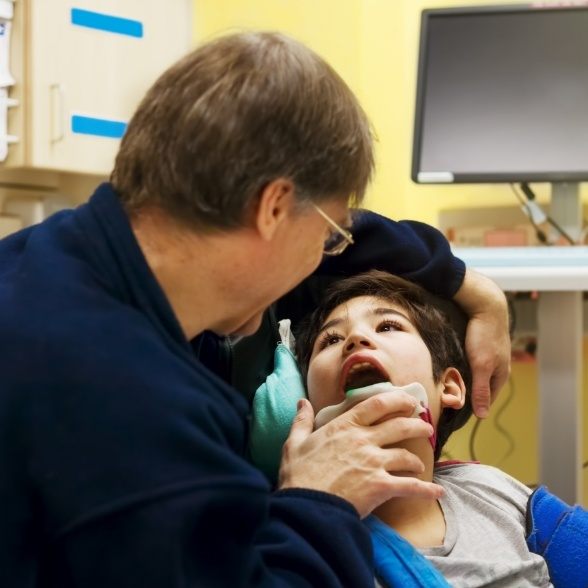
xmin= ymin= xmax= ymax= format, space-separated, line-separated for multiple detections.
xmin=537 ymin=181 xmax=583 ymax=504
xmin=550 ymin=182 xmax=582 ymax=243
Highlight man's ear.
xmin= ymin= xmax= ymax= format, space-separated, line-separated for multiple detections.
xmin=440 ymin=367 xmax=466 ymax=410
xmin=254 ymin=178 xmax=296 ymax=242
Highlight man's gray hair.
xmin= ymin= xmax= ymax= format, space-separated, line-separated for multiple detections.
xmin=111 ymin=31 xmax=374 ymax=231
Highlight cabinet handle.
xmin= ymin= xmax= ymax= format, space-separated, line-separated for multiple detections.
xmin=49 ymin=83 xmax=65 ymax=143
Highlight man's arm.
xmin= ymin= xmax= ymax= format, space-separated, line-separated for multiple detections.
xmin=27 ymin=337 xmax=380 ymax=588
xmin=452 ymin=268 xmax=511 ymax=417
xmin=281 ymin=209 xmax=511 ymax=416
xmin=316 ymin=210 xmax=465 ymax=298
xmin=229 ymin=209 xmax=510 ymax=414
xmin=229 ymin=210 xmax=466 ymax=401
xmin=49 ymin=483 xmax=376 ymax=588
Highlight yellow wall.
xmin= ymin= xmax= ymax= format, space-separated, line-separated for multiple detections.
xmin=194 ymin=0 xmax=588 ymax=225
xmin=446 ymin=342 xmax=588 ymax=507
xmin=195 ymin=1 xmax=587 ymax=506
xmin=362 ymin=0 xmax=520 ymax=222
xmin=360 ymin=0 xmax=588 ymax=223
xmin=193 ymin=1 xmax=363 ymax=99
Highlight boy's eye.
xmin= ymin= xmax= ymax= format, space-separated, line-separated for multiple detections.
xmin=317 ymin=331 xmax=343 ymax=350
xmin=377 ymin=319 xmax=403 ymax=333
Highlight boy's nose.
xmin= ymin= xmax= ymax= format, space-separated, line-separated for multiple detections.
xmin=344 ymin=333 xmax=376 ymax=353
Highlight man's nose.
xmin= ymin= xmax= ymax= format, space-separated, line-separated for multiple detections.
xmin=344 ymin=333 xmax=376 ymax=354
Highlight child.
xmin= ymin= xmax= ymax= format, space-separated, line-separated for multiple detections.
xmin=290 ymin=270 xmax=586 ymax=587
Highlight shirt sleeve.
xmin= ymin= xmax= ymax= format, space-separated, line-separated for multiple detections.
xmin=317 ymin=209 xmax=466 ymax=298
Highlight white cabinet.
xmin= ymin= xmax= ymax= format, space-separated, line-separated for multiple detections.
xmin=4 ymin=0 xmax=191 ymax=175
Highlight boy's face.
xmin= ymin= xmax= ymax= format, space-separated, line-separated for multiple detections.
xmin=307 ymin=295 xmax=463 ymax=427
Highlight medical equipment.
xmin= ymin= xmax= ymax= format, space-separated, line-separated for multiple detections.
xmin=315 ymin=381 xmax=427 ymax=429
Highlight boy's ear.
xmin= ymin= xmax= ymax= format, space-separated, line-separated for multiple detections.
xmin=440 ymin=367 xmax=466 ymax=410
xmin=254 ymin=178 xmax=296 ymax=242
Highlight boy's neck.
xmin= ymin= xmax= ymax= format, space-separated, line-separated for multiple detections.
xmin=373 ymin=439 xmax=446 ymax=548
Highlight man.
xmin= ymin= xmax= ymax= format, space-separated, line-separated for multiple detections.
xmin=0 ymin=32 xmax=508 ymax=587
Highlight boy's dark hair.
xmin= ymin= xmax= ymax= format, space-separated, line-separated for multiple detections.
xmin=295 ymin=270 xmax=473 ymax=460
xmin=111 ymin=31 xmax=374 ymax=232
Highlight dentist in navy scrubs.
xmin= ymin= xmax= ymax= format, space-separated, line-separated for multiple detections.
xmin=0 ymin=31 xmax=509 ymax=588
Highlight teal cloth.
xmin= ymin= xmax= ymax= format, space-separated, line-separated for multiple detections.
xmin=249 ymin=344 xmax=307 ymax=481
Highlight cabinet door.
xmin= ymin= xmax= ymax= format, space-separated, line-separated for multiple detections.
xmin=27 ymin=0 xmax=191 ymax=174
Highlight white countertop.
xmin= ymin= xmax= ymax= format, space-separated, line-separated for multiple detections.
xmin=452 ymin=246 xmax=588 ymax=290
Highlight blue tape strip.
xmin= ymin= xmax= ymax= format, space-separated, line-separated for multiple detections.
xmin=71 ymin=115 xmax=127 ymax=139
xmin=71 ymin=8 xmax=143 ymax=38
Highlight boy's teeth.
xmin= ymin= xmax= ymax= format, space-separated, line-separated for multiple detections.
xmin=348 ymin=362 xmax=373 ymax=373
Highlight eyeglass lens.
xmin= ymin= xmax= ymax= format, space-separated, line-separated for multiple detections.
xmin=323 ymin=231 xmax=348 ymax=255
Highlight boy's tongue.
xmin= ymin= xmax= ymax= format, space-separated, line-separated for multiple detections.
xmin=315 ymin=381 xmax=437 ymax=450
xmin=344 ymin=367 xmax=387 ymax=391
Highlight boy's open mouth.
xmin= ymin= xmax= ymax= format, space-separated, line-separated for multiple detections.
xmin=341 ymin=357 xmax=389 ymax=393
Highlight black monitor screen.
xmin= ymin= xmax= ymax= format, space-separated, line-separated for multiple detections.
xmin=412 ymin=5 xmax=588 ymax=183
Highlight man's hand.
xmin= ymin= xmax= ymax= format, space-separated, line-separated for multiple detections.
xmin=453 ymin=268 xmax=511 ymax=418
xmin=278 ymin=393 xmax=443 ymax=519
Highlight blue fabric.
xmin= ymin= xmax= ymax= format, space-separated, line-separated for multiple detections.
xmin=526 ymin=485 xmax=588 ymax=588
xmin=317 ymin=210 xmax=466 ymax=298
xmin=0 ymin=183 xmax=375 ymax=588
xmin=277 ymin=210 xmax=466 ymax=329
xmin=365 ymin=516 xmax=450 ymax=587
xmin=250 ymin=344 xmax=306 ymax=481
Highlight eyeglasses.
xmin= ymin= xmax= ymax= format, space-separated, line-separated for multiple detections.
xmin=312 ymin=203 xmax=354 ymax=256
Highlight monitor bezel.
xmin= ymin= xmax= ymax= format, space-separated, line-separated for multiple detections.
xmin=411 ymin=3 xmax=588 ymax=184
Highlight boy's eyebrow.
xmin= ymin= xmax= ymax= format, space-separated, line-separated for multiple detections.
xmin=372 ymin=307 xmax=411 ymax=323
xmin=317 ymin=317 xmax=345 ymax=336
xmin=317 ymin=307 xmax=412 ymax=337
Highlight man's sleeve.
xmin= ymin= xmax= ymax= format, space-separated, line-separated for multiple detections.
xmin=317 ymin=209 xmax=465 ymax=298
xmin=31 ymin=337 xmax=375 ymax=588
xmin=277 ymin=209 xmax=465 ymax=328
xmin=48 ymin=485 xmax=375 ymax=588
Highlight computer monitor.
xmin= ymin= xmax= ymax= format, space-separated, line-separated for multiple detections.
xmin=412 ymin=4 xmax=588 ymax=185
